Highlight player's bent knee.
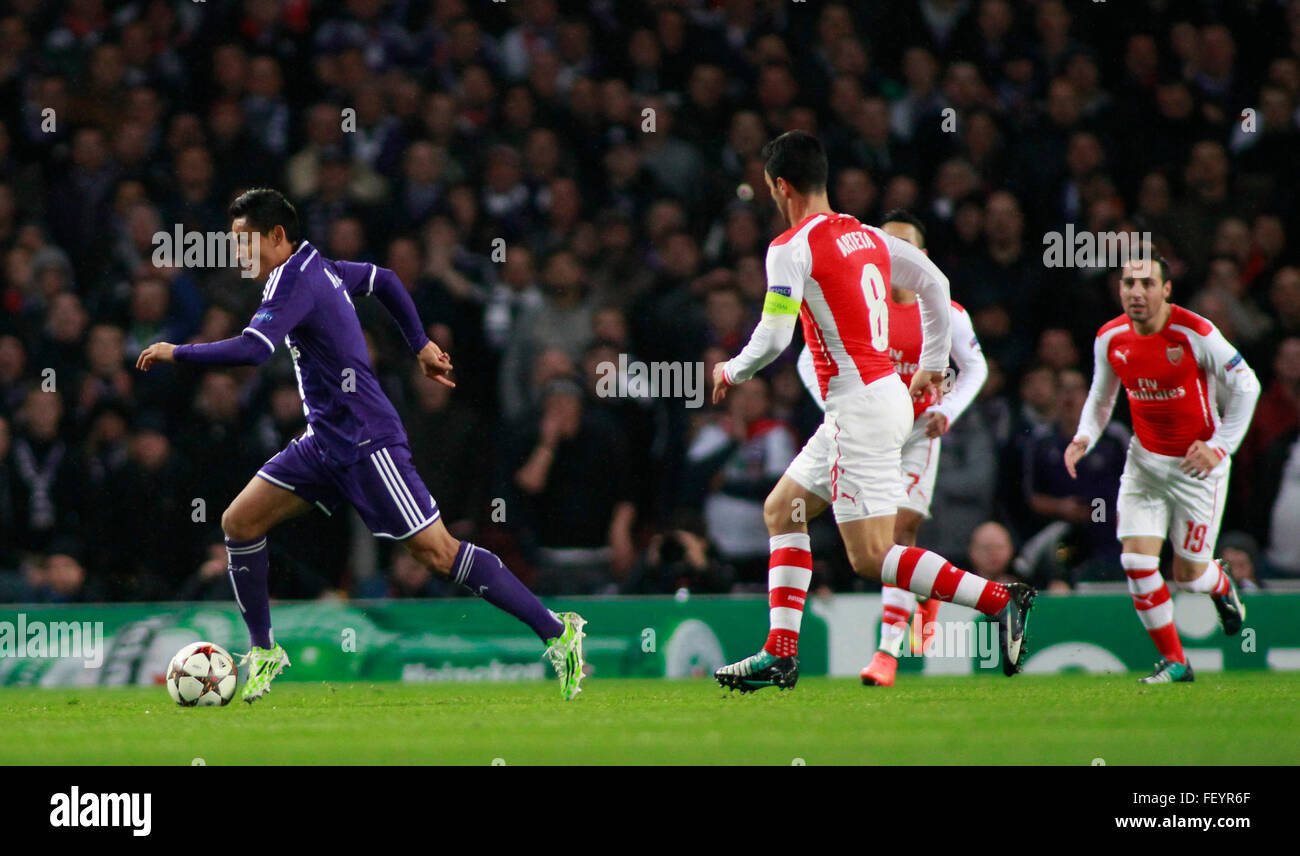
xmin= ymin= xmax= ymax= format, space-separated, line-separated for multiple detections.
xmin=407 ymin=524 xmax=460 ymax=577
xmin=763 ymin=483 xmax=817 ymax=534
xmin=221 ymin=505 xmax=263 ymax=542
xmin=762 ymin=491 xmax=790 ymax=532
xmin=846 ymin=545 xmax=887 ymax=580
xmin=843 ymin=526 xmax=893 ymax=580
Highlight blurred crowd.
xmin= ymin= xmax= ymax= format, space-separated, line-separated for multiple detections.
xmin=1 ymin=0 xmax=1299 ymax=603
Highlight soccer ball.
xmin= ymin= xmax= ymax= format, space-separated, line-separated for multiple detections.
xmin=166 ymin=641 xmax=239 ymax=707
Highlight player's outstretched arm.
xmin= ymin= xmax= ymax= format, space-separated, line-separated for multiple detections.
xmin=339 ymin=262 xmax=433 ymax=355
xmin=156 ymin=264 xmax=315 ymax=370
xmin=715 ymin=242 xmax=807 ymax=403
xmin=136 ymin=342 xmax=176 ymax=371
xmin=140 ymin=331 xmax=274 ymax=369
xmin=714 ymin=299 xmax=798 ymax=403
xmin=1067 ymin=333 xmax=1122 ymax=477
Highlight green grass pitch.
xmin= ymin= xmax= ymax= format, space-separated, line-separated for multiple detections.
xmin=2 ymin=672 xmax=1297 ymax=765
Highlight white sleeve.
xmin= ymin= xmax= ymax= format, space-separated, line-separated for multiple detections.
xmin=723 ymin=240 xmax=807 ymax=385
xmin=796 ymin=345 xmax=826 ymax=411
xmin=1198 ymin=326 xmax=1261 ymax=456
xmin=927 ymin=304 xmax=986 ymax=424
xmin=1075 ymin=333 xmax=1122 ymax=454
xmin=883 ymin=232 xmax=950 ymax=372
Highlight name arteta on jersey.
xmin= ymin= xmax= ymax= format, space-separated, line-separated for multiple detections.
xmin=835 ymin=229 xmax=877 ymax=257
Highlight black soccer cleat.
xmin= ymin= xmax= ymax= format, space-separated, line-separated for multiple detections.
xmin=1211 ymin=559 xmax=1246 ymax=636
xmin=714 ymin=650 xmax=799 ymax=693
xmin=994 ymin=582 xmax=1036 ymax=676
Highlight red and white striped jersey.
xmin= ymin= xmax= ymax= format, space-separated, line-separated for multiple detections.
xmin=1076 ymin=305 xmax=1261 ymax=458
xmin=798 ymin=297 xmax=988 ymax=423
xmin=794 ymin=213 xmax=895 ymax=396
xmin=723 ymin=211 xmax=952 ymax=401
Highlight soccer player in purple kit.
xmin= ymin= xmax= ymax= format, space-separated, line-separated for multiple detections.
xmin=137 ymin=189 xmax=587 ymax=701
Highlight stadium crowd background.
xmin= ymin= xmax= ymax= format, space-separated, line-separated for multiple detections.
xmin=2 ymin=0 xmax=1299 ymax=603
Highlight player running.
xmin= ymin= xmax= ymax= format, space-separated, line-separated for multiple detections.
xmin=137 ymin=189 xmax=586 ymax=702
xmin=794 ymin=210 xmax=988 ymax=688
xmin=711 ymin=132 xmax=1034 ymax=692
xmin=1066 ymin=252 xmax=1259 ymax=683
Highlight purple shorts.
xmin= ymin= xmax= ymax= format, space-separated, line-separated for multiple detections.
xmin=257 ymin=432 xmax=440 ymax=540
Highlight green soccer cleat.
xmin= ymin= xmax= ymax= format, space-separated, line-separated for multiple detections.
xmin=1139 ymin=657 xmax=1194 ymax=683
xmin=1212 ymin=560 xmax=1246 ymax=636
xmin=544 ymin=612 xmax=587 ymax=700
xmin=238 ymin=643 xmax=291 ymax=704
xmin=714 ymin=649 xmax=799 ymax=693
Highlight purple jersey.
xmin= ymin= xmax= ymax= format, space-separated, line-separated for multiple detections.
xmin=175 ymin=241 xmax=430 ymax=465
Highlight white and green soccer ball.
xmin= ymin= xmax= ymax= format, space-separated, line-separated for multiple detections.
xmin=166 ymin=641 xmax=238 ymax=707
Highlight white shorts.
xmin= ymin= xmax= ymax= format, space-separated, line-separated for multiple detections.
xmin=785 ymin=373 xmax=911 ymax=523
xmin=1115 ymin=438 xmax=1230 ymax=562
xmin=899 ymin=419 xmax=940 ymax=519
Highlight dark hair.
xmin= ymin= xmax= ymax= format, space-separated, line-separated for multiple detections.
xmin=761 ymin=130 xmax=828 ymax=194
xmin=1121 ymin=243 xmax=1169 ymax=283
xmin=881 ymin=209 xmax=928 ymax=245
xmin=228 ymin=188 xmax=300 ymax=243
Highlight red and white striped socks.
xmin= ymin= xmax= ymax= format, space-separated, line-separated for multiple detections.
xmin=880 ymin=544 xmax=1009 ymax=615
xmin=764 ymin=532 xmax=813 ymax=658
xmin=1122 ymin=552 xmax=1185 ymax=664
xmin=1178 ymin=559 xmax=1232 ymax=597
xmin=878 ymin=584 xmax=917 ymax=658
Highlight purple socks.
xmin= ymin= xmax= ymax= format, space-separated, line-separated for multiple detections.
xmin=453 ymin=541 xmax=564 ymax=641
xmin=225 ymin=535 xmax=562 ymax=647
xmin=226 ymin=536 xmax=274 ymax=649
